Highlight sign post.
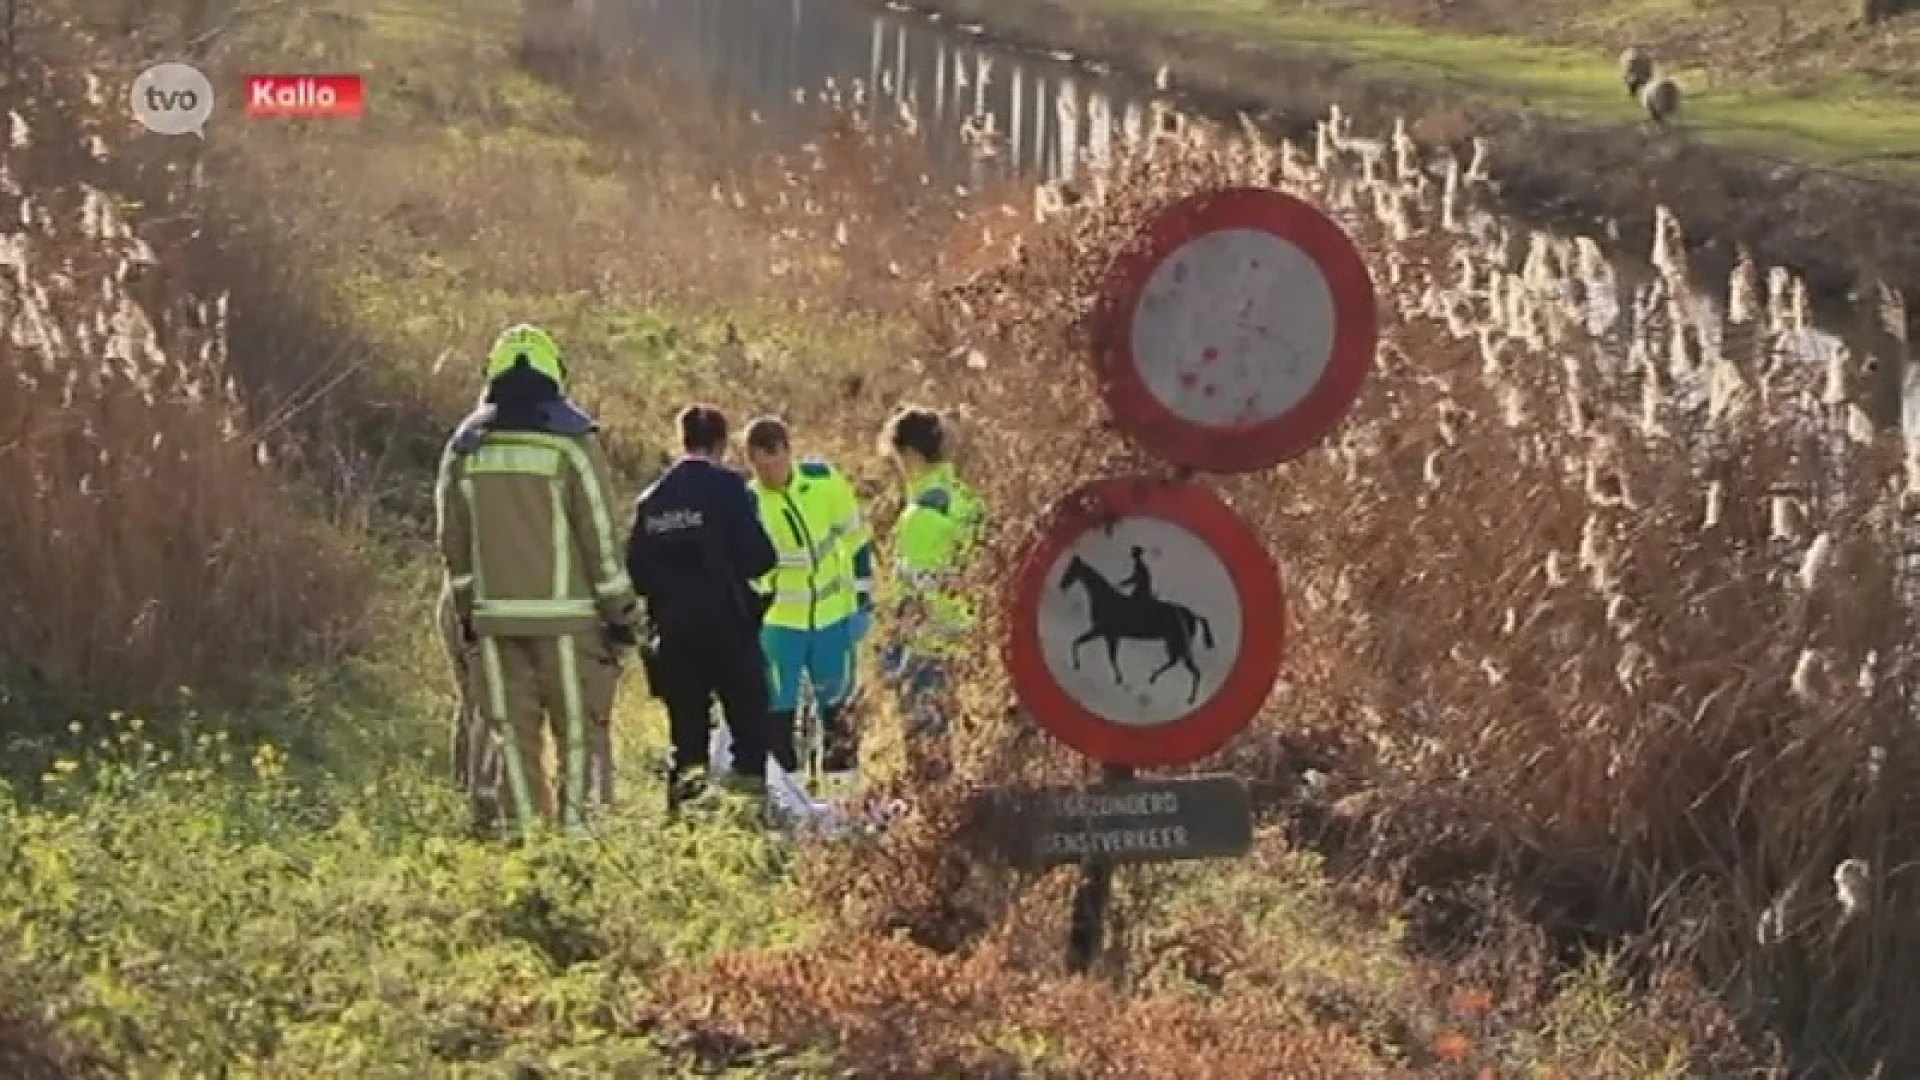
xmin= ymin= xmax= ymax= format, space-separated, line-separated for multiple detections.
xmin=984 ymin=772 xmax=1255 ymax=867
xmin=1000 ymin=185 xmax=1378 ymax=975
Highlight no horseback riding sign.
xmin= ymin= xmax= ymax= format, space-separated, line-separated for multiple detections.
xmin=1006 ymin=184 xmax=1375 ymax=770
xmin=1005 ymin=477 xmax=1287 ymax=768
xmin=1000 ymin=185 xmax=1372 ymax=972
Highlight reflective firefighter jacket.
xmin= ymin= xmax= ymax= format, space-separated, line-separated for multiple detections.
xmin=435 ymin=402 xmax=637 ymax=637
xmin=749 ymin=458 xmax=872 ymax=631
xmin=893 ymin=461 xmax=983 ymax=658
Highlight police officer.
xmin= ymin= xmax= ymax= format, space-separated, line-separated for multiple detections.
xmin=743 ymin=416 xmax=873 ymax=792
xmin=879 ymin=406 xmax=983 ymax=776
xmin=436 ymin=323 xmax=636 ymax=835
xmin=626 ymin=405 xmax=779 ymax=811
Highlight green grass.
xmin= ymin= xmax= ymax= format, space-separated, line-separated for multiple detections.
xmin=0 ymin=568 xmax=815 ymax=1074
xmin=0 ymin=593 xmax=820 ymax=1074
xmin=220 ymin=0 xmax=916 ymax=451
xmin=1060 ymin=0 xmax=1920 ymax=175
xmin=2 ymin=0 xmax=1762 ymax=1073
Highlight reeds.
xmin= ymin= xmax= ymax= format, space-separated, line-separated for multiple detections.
xmin=785 ymin=82 xmax=1915 ymax=1072
xmin=0 ymin=57 xmax=367 ymax=724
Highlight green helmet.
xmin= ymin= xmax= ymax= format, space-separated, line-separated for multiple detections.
xmin=484 ymin=323 xmax=566 ymax=389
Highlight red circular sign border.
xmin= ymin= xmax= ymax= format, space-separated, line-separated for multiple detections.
xmin=1005 ymin=476 xmax=1286 ymax=769
xmin=1092 ymin=186 xmax=1378 ymax=474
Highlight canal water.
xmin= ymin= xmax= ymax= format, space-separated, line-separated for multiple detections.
xmin=598 ymin=0 xmax=1904 ymax=424
xmin=603 ymin=0 xmax=1148 ymax=187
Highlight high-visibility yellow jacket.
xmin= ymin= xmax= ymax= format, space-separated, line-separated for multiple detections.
xmin=435 ymin=404 xmax=636 ymax=637
xmin=749 ymin=458 xmax=872 ymax=631
xmin=892 ymin=462 xmax=983 ymax=658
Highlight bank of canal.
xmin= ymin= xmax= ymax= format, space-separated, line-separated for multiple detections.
xmin=884 ymin=0 xmax=1920 ymax=326
xmin=601 ymin=0 xmax=1911 ymax=389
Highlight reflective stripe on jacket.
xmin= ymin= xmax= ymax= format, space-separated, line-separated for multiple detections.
xmin=435 ymin=411 xmax=636 ymax=637
xmin=750 ymin=458 xmax=872 ymax=631
xmin=893 ymin=462 xmax=982 ymax=657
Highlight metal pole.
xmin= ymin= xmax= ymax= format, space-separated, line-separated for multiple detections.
xmin=1065 ymin=762 xmax=1133 ymax=974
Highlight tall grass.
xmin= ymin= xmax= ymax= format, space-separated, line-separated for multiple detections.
xmin=6 ymin=0 xmax=1918 ymax=1073
xmin=0 ymin=55 xmax=368 ymax=752
xmin=777 ymin=104 xmax=1920 ymax=1074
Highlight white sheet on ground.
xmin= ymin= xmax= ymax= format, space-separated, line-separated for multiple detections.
xmin=706 ymin=725 xmax=909 ymax=835
xmin=709 ymin=723 xmax=847 ymax=830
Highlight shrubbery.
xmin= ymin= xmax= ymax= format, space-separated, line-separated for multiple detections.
xmin=6 ymin=0 xmax=1917 ymax=1074
xmin=0 ymin=54 xmax=368 ymax=761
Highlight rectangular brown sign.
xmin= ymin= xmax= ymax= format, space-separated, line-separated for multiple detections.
xmin=985 ymin=774 xmax=1254 ymax=868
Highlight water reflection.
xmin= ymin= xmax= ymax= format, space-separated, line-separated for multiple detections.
xmin=611 ymin=0 xmax=1879 ymax=385
xmin=616 ymin=0 xmax=1157 ymax=188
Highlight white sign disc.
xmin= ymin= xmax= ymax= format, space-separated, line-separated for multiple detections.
xmin=1131 ymin=227 xmax=1337 ymax=428
xmin=1092 ymin=186 xmax=1379 ymax=473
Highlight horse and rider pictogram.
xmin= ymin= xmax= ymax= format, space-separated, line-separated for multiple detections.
xmin=1058 ymin=547 xmax=1215 ymax=704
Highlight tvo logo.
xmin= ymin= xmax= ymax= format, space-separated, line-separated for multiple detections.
xmin=129 ymin=62 xmax=213 ymax=137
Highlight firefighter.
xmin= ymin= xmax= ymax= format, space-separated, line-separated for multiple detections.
xmin=878 ymin=406 xmax=983 ymax=774
xmin=742 ymin=416 xmax=873 ymax=791
xmin=435 ymin=323 xmax=637 ymax=835
xmin=626 ymin=405 xmax=780 ymax=812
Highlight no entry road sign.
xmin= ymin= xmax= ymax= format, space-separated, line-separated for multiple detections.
xmin=1091 ymin=185 xmax=1377 ymax=473
xmin=1006 ymin=475 xmax=1286 ymax=768
xmin=984 ymin=773 xmax=1254 ymax=868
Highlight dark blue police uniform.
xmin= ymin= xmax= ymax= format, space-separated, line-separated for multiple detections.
xmin=625 ymin=455 xmax=778 ymax=789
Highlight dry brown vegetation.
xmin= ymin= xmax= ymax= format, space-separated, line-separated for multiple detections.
xmin=7 ymin=0 xmax=1920 ymax=1074
xmin=0 ymin=954 xmax=107 ymax=1080
xmin=649 ymin=95 xmax=1919 ymax=1080
xmin=0 ymin=999 xmax=101 ymax=1080
xmin=0 ymin=44 xmax=370 ymax=744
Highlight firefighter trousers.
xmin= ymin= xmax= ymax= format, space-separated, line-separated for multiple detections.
xmin=474 ymin=629 xmax=620 ymax=831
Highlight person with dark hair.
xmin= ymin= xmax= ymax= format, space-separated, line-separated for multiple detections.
xmin=677 ymin=405 xmax=729 ymax=456
xmin=626 ymin=404 xmax=779 ymax=814
xmin=435 ymin=323 xmax=637 ymax=835
xmin=741 ymin=415 xmax=874 ymax=794
xmin=877 ymin=405 xmax=983 ymax=772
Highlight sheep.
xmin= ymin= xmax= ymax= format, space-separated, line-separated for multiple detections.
xmin=1860 ymin=0 xmax=1919 ymax=26
xmin=1620 ymin=47 xmax=1654 ymax=99
xmin=1641 ymin=76 xmax=1682 ymax=129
